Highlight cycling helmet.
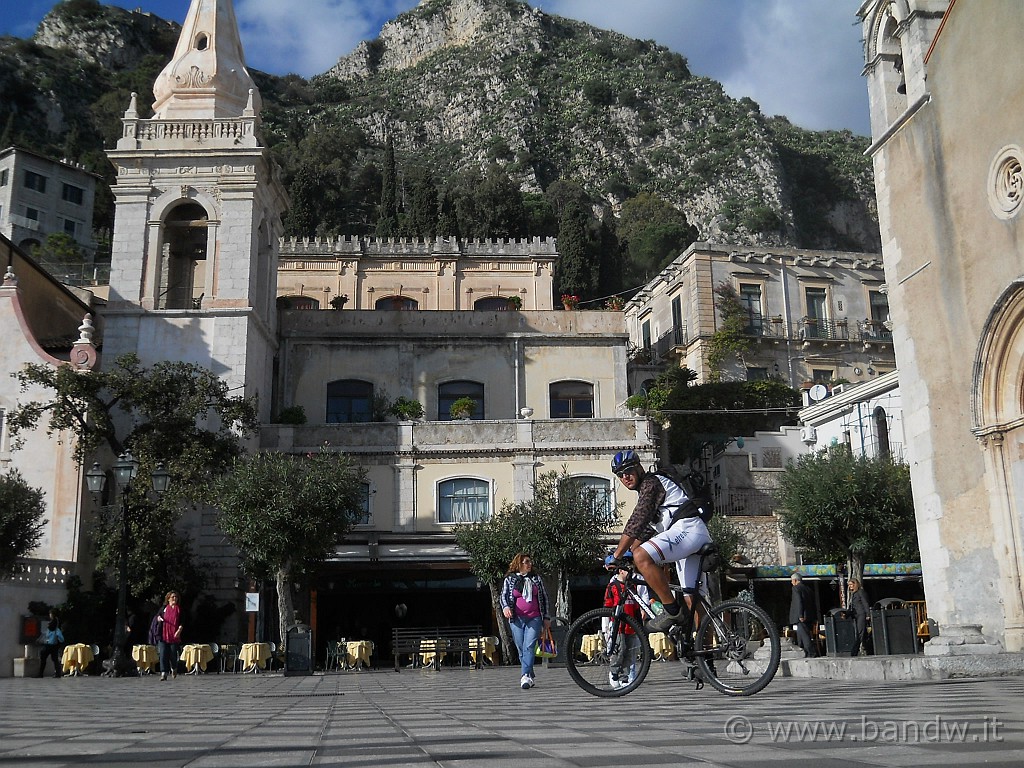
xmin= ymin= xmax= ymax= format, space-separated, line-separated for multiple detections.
xmin=611 ymin=450 xmax=642 ymax=475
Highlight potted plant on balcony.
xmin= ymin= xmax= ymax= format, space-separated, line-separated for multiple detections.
xmin=561 ymin=294 xmax=580 ymax=310
xmin=604 ymin=296 xmax=625 ymax=310
xmin=388 ymin=396 xmax=424 ymax=421
xmin=330 ymin=294 xmax=348 ymax=310
xmin=506 ymin=295 xmax=523 ymax=310
xmin=449 ymin=396 xmax=477 ymax=420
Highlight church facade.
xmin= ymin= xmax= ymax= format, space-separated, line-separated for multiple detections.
xmin=859 ymin=0 xmax=1024 ymax=653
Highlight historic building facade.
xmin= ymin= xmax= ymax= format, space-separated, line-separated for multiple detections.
xmin=622 ymin=242 xmax=896 ymax=394
xmin=0 ymin=147 xmax=100 ymax=258
xmin=859 ymin=0 xmax=1024 ymax=652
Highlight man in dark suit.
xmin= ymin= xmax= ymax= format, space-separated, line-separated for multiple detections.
xmin=789 ymin=572 xmax=818 ymax=657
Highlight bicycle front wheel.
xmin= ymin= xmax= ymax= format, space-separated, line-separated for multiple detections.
xmin=564 ymin=607 xmax=652 ymax=698
xmin=694 ymin=599 xmax=781 ymax=696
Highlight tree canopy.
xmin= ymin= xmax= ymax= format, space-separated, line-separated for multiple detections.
xmin=774 ymin=449 xmax=919 ymax=579
xmin=455 ymin=469 xmax=618 ymax=659
xmin=7 ymin=353 xmax=259 ymax=600
xmin=209 ymin=448 xmax=365 ymax=641
xmin=0 ymin=468 xmax=47 ymax=578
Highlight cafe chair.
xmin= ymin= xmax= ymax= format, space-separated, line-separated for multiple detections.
xmin=208 ymin=642 xmax=220 ymax=673
xmin=325 ymin=640 xmax=344 ymax=672
xmin=220 ymin=643 xmax=239 ymax=673
xmin=267 ymin=642 xmax=282 ymax=671
xmin=89 ymin=644 xmax=101 ymax=675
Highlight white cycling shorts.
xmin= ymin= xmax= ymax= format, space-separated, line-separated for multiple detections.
xmin=637 ymin=518 xmax=712 ymax=589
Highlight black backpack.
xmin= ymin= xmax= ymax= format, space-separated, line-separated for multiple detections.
xmin=654 ymin=466 xmax=715 ymax=525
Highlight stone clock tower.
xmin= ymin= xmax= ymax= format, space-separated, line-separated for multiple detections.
xmin=105 ymin=0 xmax=287 ymax=421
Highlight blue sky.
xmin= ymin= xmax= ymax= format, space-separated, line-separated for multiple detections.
xmin=2 ymin=0 xmax=871 ymax=135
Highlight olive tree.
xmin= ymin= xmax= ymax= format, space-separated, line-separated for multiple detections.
xmin=0 ymin=468 xmax=47 ymax=578
xmin=455 ymin=470 xmax=618 ymax=662
xmin=209 ymin=448 xmax=365 ymax=643
xmin=775 ymin=448 xmax=918 ymax=581
xmin=7 ymin=353 xmax=258 ymax=599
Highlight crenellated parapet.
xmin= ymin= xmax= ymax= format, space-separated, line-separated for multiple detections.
xmin=279 ymin=235 xmax=557 ymax=258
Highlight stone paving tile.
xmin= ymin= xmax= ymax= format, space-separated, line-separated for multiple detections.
xmin=2 ymin=664 xmax=1023 ymax=767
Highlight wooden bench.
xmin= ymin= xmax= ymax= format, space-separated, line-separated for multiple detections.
xmin=392 ymin=626 xmax=483 ymax=671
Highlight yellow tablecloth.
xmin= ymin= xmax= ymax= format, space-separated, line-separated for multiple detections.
xmin=61 ymin=644 xmax=94 ymax=675
xmin=648 ymin=632 xmax=676 ymax=660
xmin=345 ymin=640 xmax=372 ymax=669
xmin=180 ymin=644 xmax=214 ymax=673
xmin=132 ymin=644 xmax=158 ymax=673
xmin=418 ymin=639 xmax=447 ymax=667
xmin=469 ymin=637 xmax=498 ymax=665
xmin=579 ymin=633 xmax=603 ymax=661
xmin=240 ymin=642 xmax=270 ymax=672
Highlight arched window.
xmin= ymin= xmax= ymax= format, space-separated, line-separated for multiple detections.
xmin=437 ymin=478 xmax=491 ymax=523
xmin=438 ymin=380 xmax=485 ymax=420
xmin=549 ymin=380 xmax=594 ymax=418
xmin=158 ymin=202 xmax=208 ymax=310
xmin=561 ymin=475 xmax=614 ymax=518
xmin=326 ymin=379 xmax=373 ymax=423
xmin=277 ymin=295 xmax=320 ymax=310
xmin=873 ymin=406 xmax=891 ymax=460
xmin=374 ymin=295 xmax=418 ymax=310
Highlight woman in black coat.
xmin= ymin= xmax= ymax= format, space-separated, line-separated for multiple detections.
xmin=848 ymin=578 xmax=871 ymax=656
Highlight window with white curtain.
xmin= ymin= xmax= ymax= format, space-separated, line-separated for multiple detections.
xmin=437 ymin=478 xmax=491 ymax=523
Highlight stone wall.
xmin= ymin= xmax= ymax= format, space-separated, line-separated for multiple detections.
xmin=729 ymin=515 xmax=782 ymax=566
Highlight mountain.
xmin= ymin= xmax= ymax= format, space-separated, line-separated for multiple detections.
xmin=0 ymin=0 xmax=879 ymax=259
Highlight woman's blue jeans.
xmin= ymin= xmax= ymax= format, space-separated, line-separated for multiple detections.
xmin=158 ymin=641 xmax=179 ymax=674
xmin=510 ymin=615 xmax=543 ymax=678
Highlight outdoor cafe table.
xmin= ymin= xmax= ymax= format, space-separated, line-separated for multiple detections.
xmin=345 ymin=640 xmax=372 ymax=669
xmin=469 ymin=637 xmax=498 ymax=665
xmin=132 ymin=644 xmax=158 ymax=674
xmin=579 ymin=633 xmax=604 ymax=661
xmin=418 ymin=639 xmax=447 ymax=668
xmin=181 ymin=643 xmax=214 ymax=674
xmin=239 ymin=642 xmax=271 ymax=673
xmin=647 ymin=632 xmax=676 ymax=660
xmin=61 ymin=644 xmax=94 ymax=676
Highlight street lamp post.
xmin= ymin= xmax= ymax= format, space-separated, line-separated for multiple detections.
xmin=85 ymin=453 xmax=171 ymax=677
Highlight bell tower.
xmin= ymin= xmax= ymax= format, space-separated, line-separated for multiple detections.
xmin=105 ymin=0 xmax=287 ymax=420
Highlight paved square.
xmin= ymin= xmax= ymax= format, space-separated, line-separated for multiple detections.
xmin=2 ymin=663 xmax=1022 ymax=767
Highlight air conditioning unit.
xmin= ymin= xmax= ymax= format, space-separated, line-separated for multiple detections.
xmin=800 ymin=427 xmax=817 ymax=444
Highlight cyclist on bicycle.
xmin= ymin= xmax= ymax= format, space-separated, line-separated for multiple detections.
xmin=605 ymin=450 xmax=712 ymax=634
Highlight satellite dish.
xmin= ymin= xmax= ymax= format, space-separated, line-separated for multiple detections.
xmin=809 ymin=384 xmax=829 ymax=401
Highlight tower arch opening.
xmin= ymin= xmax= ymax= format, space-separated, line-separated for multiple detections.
xmin=158 ymin=202 xmax=209 ymax=310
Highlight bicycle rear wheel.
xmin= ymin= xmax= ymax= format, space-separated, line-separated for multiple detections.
xmin=694 ymin=599 xmax=780 ymax=696
xmin=564 ymin=607 xmax=652 ymax=698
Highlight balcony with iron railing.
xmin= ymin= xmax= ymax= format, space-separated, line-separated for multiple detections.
xmin=742 ymin=317 xmax=893 ymax=345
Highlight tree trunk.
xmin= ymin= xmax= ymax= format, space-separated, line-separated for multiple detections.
xmin=276 ymin=566 xmax=294 ymax=649
xmin=554 ymin=570 xmax=571 ymax=622
xmin=849 ymin=553 xmax=864 ymax=584
xmin=490 ymin=581 xmax=515 ymax=665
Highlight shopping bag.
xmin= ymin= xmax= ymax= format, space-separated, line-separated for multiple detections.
xmin=535 ymin=626 xmax=557 ymax=658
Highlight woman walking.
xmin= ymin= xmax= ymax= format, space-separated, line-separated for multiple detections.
xmin=156 ymin=591 xmax=183 ymax=680
xmin=499 ymin=554 xmax=551 ymax=690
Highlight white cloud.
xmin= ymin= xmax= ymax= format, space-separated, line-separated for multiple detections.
xmin=236 ymin=0 xmax=417 ymax=76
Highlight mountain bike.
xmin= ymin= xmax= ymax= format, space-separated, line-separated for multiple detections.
xmin=564 ymin=544 xmax=781 ymax=698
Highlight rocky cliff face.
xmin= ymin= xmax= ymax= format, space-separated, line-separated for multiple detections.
xmin=33 ymin=4 xmax=178 ymax=72
xmin=315 ymin=0 xmax=876 ymax=250
xmin=0 ymin=0 xmax=878 ymax=253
